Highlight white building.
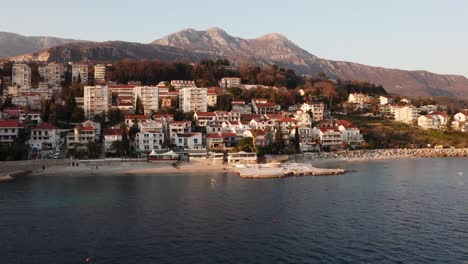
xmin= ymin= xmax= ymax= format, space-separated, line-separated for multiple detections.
xmin=168 ymin=121 xmax=192 ymax=142
xmin=219 ymin=77 xmax=241 ymax=89
xmin=12 ymin=63 xmax=31 ymax=87
xmin=231 ymin=101 xmax=251 ymax=114
xmin=179 ymin=87 xmax=207 ymax=113
xmin=336 ymin=120 xmax=364 ymax=148
xmin=392 ymin=105 xmax=419 ymax=124
xmin=348 ymin=93 xmax=371 ymax=104
xmin=134 ymin=86 xmax=159 ymax=114
xmin=174 ymin=132 xmax=203 ymax=149
xmin=103 ymin=128 xmax=123 ymax=153
xmin=0 ymin=120 xmax=23 ymax=143
xmin=300 ymin=102 xmax=325 ymax=121
xmin=66 ymin=121 xmax=100 ymax=150
xmin=252 ymin=99 xmax=279 ymax=115
xmin=207 ymin=88 xmax=217 ymax=107
xmin=72 ymin=63 xmax=88 ymax=83
xmin=83 ymin=85 xmax=112 ymax=118
xmin=312 ymin=127 xmax=343 ymax=150
xmin=452 ymin=112 xmax=467 ymax=132
xmin=135 ymin=131 xmax=165 ymax=152
xmin=418 ymin=113 xmax=449 ymax=130
xmin=94 ymin=64 xmax=107 ymax=84
xmin=379 ymin=96 xmax=389 ymax=105
xmin=29 ymin=122 xmax=61 ymax=151
xmin=39 ymin=62 xmax=64 ymax=87
xmin=171 ymin=80 xmax=195 ymax=89
xmin=193 ymin=112 xmax=217 ymax=126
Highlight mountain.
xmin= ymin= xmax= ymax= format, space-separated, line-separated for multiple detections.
xmin=153 ymin=28 xmax=468 ymax=99
xmin=9 ymin=41 xmax=219 ymax=63
xmin=0 ymin=32 xmax=85 ymax=58
xmin=2 ymin=29 xmax=467 ymax=99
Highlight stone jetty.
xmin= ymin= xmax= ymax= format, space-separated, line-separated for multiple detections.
xmin=234 ymin=163 xmax=345 ymax=179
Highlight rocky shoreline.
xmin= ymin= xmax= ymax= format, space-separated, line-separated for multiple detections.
xmin=298 ymin=148 xmax=468 ymax=162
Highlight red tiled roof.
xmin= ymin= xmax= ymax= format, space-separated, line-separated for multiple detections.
xmin=0 ymin=120 xmax=23 ymax=128
xmin=319 ymin=128 xmax=341 ymax=133
xmin=153 ymin=114 xmax=173 ymax=118
xmin=169 ymin=121 xmax=190 ymax=124
xmin=256 ymin=102 xmax=277 ymax=107
xmin=195 ymin=112 xmax=216 ymax=117
xmin=241 ymin=114 xmax=261 ymax=121
xmin=32 ymin=122 xmax=57 ymax=130
xmin=104 ymin=128 xmax=123 ymax=136
xmin=82 ymin=126 xmax=95 ymax=131
xmin=125 ymin=115 xmax=149 ymax=120
xmin=206 ymin=133 xmax=223 ymax=139
xmin=222 ymin=132 xmax=237 ymax=138
xmin=177 ymin=132 xmax=200 ymax=137
xmin=265 ymin=114 xmax=283 ymax=119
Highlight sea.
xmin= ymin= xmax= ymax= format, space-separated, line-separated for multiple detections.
xmin=0 ymin=158 xmax=467 ymax=263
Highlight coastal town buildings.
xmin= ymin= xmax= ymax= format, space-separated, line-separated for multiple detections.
xmin=71 ymin=63 xmax=88 ymax=83
xmin=179 ymin=87 xmax=208 ymax=112
xmin=83 ymin=85 xmax=112 ymax=118
xmin=29 ymin=122 xmax=61 ymax=151
xmin=94 ymin=64 xmax=107 ymax=84
xmin=207 ymin=88 xmax=218 ymax=107
xmin=174 ymin=132 xmax=203 ymax=149
xmin=135 ymin=131 xmax=165 ymax=152
xmin=171 ymin=80 xmax=195 ymax=90
xmin=300 ymin=102 xmax=325 ymax=121
xmin=252 ymin=99 xmax=279 ymax=115
xmin=66 ymin=121 xmax=100 ymax=150
xmin=219 ymin=77 xmax=241 ymax=89
xmin=452 ymin=112 xmax=468 ymax=132
xmin=103 ymin=128 xmax=123 ymax=153
xmin=417 ymin=113 xmax=449 ymax=130
xmin=134 ymin=86 xmax=159 ymax=114
xmin=39 ymin=62 xmax=64 ymax=87
xmin=231 ymin=101 xmax=251 ymax=114
xmin=12 ymin=63 xmax=31 ymax=87
xmin=0 ymin=120 xmax=23 ymax=143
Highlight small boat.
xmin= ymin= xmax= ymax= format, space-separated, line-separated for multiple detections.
xmin=147 ymin=150 xmax=180 ymax=163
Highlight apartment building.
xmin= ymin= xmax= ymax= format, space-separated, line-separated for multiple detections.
xmin=72 ymin=63 xmax=88 ymax=83
xmin=94 ymin=64 xmax=107 ymax=84
xmin=171 ymin=80 xmax=195 ymax=89
xmin=300 ymin=102 xmax=325 ymax=121
xmin=135 ymin=131 xmax=165 ymax=152
xmin=66 ymin=121 xmax=100 ymax=150
xmin=0 ymin=120 xmax=23 ymax=143
xmin=179 ymin=87 xmax=207 ymax=113
xmin=83 ymin=85 xmax=112 ymax=118
xmin=252 ymin=99 xmax=279 ymax=115
xmin=39 ymin=63 xmax=64 ymax=87
xmin=12 ymin=63 xmax=31 ymax=87
xmin=207 ymin=87 xmax=217 ymax=107
xmin=29 ymin=122 xmax=61 ymax=151
xmin=219 ymin=77 xmax=241 ymax=89
xmin=134 ymin=86 xmax=159 ymax=114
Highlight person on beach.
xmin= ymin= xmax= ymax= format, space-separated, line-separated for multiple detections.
xmin=42 ymin=165 xmax=45 ymax=171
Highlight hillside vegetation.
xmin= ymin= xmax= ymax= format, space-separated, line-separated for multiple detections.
xmin=339 ymin=115 xmax=468 ymax=149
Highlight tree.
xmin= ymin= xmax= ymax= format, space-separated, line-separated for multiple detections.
xmin=107 ymin=108 xmax=124 ymax=125
xmin=86 ymin=142 xmax=101 ymax=159
xmin=135 ymin=96 xmax=144 ymax=115
xmin=294 ymin=127 xmax=301 ymax=153
xmin=237 ymin=137 xmax=254 ymax=152
xmin=274 ymin=126 xmax=285 ymax=154
xmin=71 ymin=108 xmax=85 ymax=123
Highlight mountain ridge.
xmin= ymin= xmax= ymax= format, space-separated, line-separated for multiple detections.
xmin=1 ymin=29 xmax=467 ymax=99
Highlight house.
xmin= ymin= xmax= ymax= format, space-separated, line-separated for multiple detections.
xmin=103 ymin=128 xmax=123 ymax=153
xmin=0 ymin=120 xmax=23 ymax=143
xmin=300 ymin=102 xmax=325 ymax=121
xmin=207 ymin=87 xmax=218 ymax=107
xmin=312 ymin=127 xmax=343 ymax=151
xmin=452 ymin=112 xmax=468 ymax=132
xmin=291 ymin=126 xmax=316 ymax=152
xmin=168 ymin=121 xmax=192 ymax=142
xmin=205 ymin=133 xmax=224 ymax=150
xmin=174 ymin=132 xmax=203 ymax=149
xmin=219 ymin=77 xmax=241 ymax=89
xmin=19 ymin=111 xmax=42 ymax=125
xmin=348 ymin=93 xmax=371 ymax=104
xmin=135 ymin=131 xmax=165 ymax=153
xmin=194 ymin=112 xmax=217 ymax=126
xmin=336 ymin=120 xmax=364 ymax=148
xmin=243 ymin=129 xmax=268 ymax=147
xmin=231 ymin=101 xmax=251 ymax=114
xmin=125 ymin=115 xmax=151 ymax=127
xmin=66 ymin=120 xmax=100 ymax=150
xmin=417 ymin=113 xmax=449 ymax=130
xmin=252 ymin=99 xmax=279 ymax=114
xmin=29 ymin=122 xmax=61 ymax=151
xmin=227 ymin=152 xmax=257 ymax=165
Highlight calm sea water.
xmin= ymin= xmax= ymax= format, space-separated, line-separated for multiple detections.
xmin=0 ymin=158 xmax=467 ymax=264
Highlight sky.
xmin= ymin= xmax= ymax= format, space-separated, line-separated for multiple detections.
xmin=1 ymin=0 xmax=468 ymax=76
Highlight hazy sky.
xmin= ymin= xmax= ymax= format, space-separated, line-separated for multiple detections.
xmin=2 ymin=0 xmax=468 ymax=76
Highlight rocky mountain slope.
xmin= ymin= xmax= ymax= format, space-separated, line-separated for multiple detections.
xmin=2 ymin=29 xmax=467 ymax=98
xmin=0 ymin=32 xmax=84 ymax=58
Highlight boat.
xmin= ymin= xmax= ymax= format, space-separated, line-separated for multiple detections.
xmin=147 ymin=150 xmax=180 ymax=162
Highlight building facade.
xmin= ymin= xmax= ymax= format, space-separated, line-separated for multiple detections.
xmin=179 ymin=87 xmax=208 ymax=113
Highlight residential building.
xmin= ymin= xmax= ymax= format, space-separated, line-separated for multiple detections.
xmin=134 ymin=86 xmax=159 ymax=114
xmin=12 ymin=63 xmax=31 ymax=87
xmin=66 ymin=121 xmax=100 ymax=150
xmin=312 ymin=127 xmax=343 ymax=151
xmin=168 ymin=121 xmax=192 ymax=142
xmin=207 ymin=87 xmax=217 ymax=107
xmin=417 ymin=113 xmax=449 ymax=130
xmin=252 ymin=99 xmax=279 ymax=115
xmin=205 ymin=132 xmax=237 ymax=150
xmin=0 ymin=120 xmax=23 ymax=143
xmin=336 ymin=120 xmax=364 ymax=148
xmin=194 ymin=112 xmax=216 ymax=126
xmin=392 ymin=105 xmax=419 ymax=124
xmin=171 ymin=80 xmax=195 ymax=89
xmin=300 ymin=102 xmax=325 ymax=121
xmin=452 ymin=112 xmax=468 ymax=132
xmin=39 ymin=62 xmax=64 ymax=87
xmin=103 ymin=128 xmax=123 ymax=153
xmin=135 ymin=131 xmax=165 ymax=152
xmin=231 ymin=101 xmax=251 ymax=114
xmin=179 ymin=87 xmax=208 ymax=112
xmin=174 ymin=132 xmax=203 ymax=149
xmin=219 ymin=77 xmax=241 ymax=89
xmin=94 ymin=64 xmax=107 ymax=84
xmin=125 ymin=115 xmax=151 ymax=127
xmin=379 ymin=96 xmax=389 ymax=105
xmin=348 ymin=93 xmax=371 ymax=104
xmin=72 ymin=63 xmax=88 ymax=83
xmin=11 ymin=93 xmax=42 ymax=110
xmin=83 ymin=85 xmax=112 ymax=118
xmin=29 ymin=122 xmax=61 ymax=151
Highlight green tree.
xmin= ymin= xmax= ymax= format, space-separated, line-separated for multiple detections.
xmin=135 ymin=96 xmax=144 ymax=115
xmin=86 ymin=142 xmax=101 ymax=159
xmin=294 ymin=127 xmax=301 ymax=153
xmin=107 ymin=108 xmax=124 ymax=125
xmin=237 ymin=137 xmax=254 ymax=152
